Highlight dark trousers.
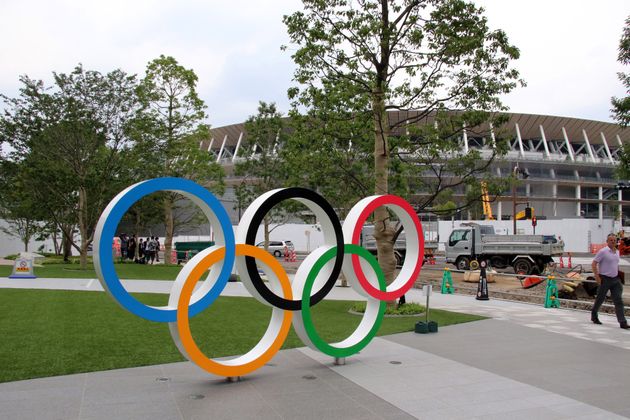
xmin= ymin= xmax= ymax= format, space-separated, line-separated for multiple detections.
xmin=592 ymin=275 xmax=628 ymax=325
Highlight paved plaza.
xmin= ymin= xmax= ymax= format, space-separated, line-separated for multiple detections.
xmin=1 ymin=277 xmax=630 ymax=419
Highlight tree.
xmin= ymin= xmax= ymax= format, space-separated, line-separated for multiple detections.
xmin=0 ymin=159 xmax=44 ymax=251
xmin=613 ymin=16 xmax=630 ymax=179
xmin=283 ymin=0 xmax=523 ymax=286
xmin=135 ymin=55 xmax=224 ymax=264
xmin=0 ymin=65 xmax=139 ymax=268
xmin=612 ymin=16 xmax=630 ymax=128
xmin=235 ymin=102 xmax=296 ymax=247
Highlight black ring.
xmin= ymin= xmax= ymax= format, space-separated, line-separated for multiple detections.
xmin=244 ymin=188 xmax=344 ymax=310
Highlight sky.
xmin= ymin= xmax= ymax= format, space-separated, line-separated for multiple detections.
xmin=0 ymin=0 xmax=628 ymax=128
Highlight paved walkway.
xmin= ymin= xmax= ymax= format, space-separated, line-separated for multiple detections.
xmin=1 ymin=277 xmax=630 ymax=419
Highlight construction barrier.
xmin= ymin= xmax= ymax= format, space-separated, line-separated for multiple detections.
xmin=544 ymin=276 xmax=560 ymax=308
xmin=441 ymin=268 xmax=454 ymax=294
xmin=284 ymin=247 xmax=297 ymax=262
xmin=475 ymin=261 xmax=489 ymax=300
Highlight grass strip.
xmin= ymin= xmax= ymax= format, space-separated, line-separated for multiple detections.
xmin=0 ymin=263 xmax=183 ymax=280
xmin=0 ymin=289 xmax=484 ymax=383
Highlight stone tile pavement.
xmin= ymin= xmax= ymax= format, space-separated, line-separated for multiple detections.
xmin=2 ymin=277 xmax=630 ymax=419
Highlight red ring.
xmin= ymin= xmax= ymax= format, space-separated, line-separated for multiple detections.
xmin=350 ymin=195 xmax=424 ymax=300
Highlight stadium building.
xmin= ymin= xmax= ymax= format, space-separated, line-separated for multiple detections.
xmin=207 ymin=112 xmax=630 ymax=226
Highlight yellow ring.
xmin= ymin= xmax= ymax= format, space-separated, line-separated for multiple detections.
xmin=176 ymin=244 xmax=293 ymax=376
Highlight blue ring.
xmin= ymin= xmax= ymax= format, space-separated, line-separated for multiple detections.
xmin=97 ymin=177 xmax=235 ymax=322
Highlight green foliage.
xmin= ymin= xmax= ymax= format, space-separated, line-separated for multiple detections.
xmin=612 ymin=16 xmax=630 ymax=128
xmin=613 ymin=17 xmax=630 ymax=179
xmin=282 ymin=0 xmax=523 ymax=214
xmin=133 ymin=55 xmax=224 ymax=262
xmin=0 ymin=65 xmax=140 ymax=268
xmin=235 ymin=101 xmax=288 ymax=204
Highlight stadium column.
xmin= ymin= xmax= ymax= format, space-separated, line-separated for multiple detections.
xmin=576 ymin=184 xmax=581 ymax=217
xmin=551 ymin=169 xmax=558 ymax=217
xmin=599 ymin=186 xmax=603 ymax=221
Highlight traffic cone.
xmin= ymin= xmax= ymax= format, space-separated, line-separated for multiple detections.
xmin=476 ymin=261 xmax=489 ymax=300
xmin=284 ymin=246 xmax=289 ymax=261
xmin=441 ymin=268 xmax=454 ymax=294
xmin=291 ymin=249 xmax=297 ymax=262
xmin=544 ymin=276 xmax=560 ymax=308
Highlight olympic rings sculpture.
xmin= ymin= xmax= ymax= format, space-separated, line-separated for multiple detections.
xmin=94 ymin=177 xmax=424 ymax=377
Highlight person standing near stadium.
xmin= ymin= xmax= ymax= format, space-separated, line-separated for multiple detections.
xmin=591 ymin=233 xmax=629 ymax=329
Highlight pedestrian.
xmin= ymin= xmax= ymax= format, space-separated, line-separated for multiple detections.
xmin=119 ymin=233 xmax=128 ymax=262
xmin=591 ymin=233 xmax=629 ymax=329
xmin=146 ymin=236 xmax=156 ymax=264
xmin=127 ymin=235 xmax=136 ymax=260
xmin=155 ymin=237 xmax=161 ymax=263
xmin=138 ymin=238 xmax=145 ymax=263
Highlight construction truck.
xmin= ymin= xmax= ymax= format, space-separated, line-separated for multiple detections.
xmin=445 ymin=222 xmax=564 ymax=274
xmin=361 ymin=224 xmax=438 ymax=266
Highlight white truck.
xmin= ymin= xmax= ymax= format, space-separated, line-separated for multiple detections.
xmin=445 ymin=223 xmax=564 ymax=274
xmin=361 ymin=224 xmax=439 ymax=266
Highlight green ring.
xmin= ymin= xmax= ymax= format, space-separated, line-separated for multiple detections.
xmin=301 ymin=244 xmax=386 ymax=358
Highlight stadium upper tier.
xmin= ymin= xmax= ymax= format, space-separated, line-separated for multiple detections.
xmin=204 ymin=112 xmax=630 ymax=221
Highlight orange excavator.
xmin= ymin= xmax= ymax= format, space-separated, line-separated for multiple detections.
xmin=481 ymin=182 xmax=495 ymax=220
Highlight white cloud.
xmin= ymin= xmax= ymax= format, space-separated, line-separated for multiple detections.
xmin=0 ymin=0 xmax=628 ymax=126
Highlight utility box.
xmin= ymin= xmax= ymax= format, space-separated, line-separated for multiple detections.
xmin=174 ymin=241 xmax=215 ymax=263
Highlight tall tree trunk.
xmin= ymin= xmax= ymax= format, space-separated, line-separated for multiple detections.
xmin=63 ymin=231 xmax=72 ymax=262
xmin=78 ymin=187 xmax=89 ymax=269
xmin=52 ymin=230 xmax=61 ymax=255
xmin=164 ymin=196 xmax=175 ymax=264
xmin=372 ymin=89 xmax=397 ymax=305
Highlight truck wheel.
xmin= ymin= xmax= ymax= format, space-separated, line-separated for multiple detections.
xmin=513 ymin=258 xmax=533 ymax=275
xmin=456 ymin=256 xmax=470 ymax=270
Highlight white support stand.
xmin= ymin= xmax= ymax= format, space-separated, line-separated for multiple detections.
xmin=600 ymin=132 xmax=615 ymax=164
xmin=232 ymin=132 xmax=243 ymax=162
xmin=216 ymin=135 xmax=227 ymax=163
xmin=462 ymin=126 xmax=469 ymax=154
xmin=562 ymin=127 xmax=575 ymax=161
xmin=334 ymin=357 xmax=346 ymax=366
xmin=539 ymin=125 xmax=551 ymax=159
xmin=515 ymin=123 xmax=525 ymax=157
xmin=582 ymin=129 xmax=596 ymax=163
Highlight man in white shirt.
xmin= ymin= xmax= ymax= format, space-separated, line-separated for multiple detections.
xmin=591 ymin=234 xmax=629 ymax=329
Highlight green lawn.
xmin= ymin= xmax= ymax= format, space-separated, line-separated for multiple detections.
xmin=0 ymin=289 xmax=485 ymax=382
xmin=0 ymin=262 xmax=183 ymax=280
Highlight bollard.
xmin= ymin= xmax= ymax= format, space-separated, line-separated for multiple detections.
xmin=475 ymin=260 xmax=489 ymax=300
xmin=559 ymin=255 xmax=564 ymax=268
xmin=544 ymin=276 xmax=560 ymax=308
xmin=441 ymin=268 xmax=454 ymax=294
xmin=284 ymin=246 xmax=289 ymax=261
xmin=568 ymin=252 xmax=572 ymax=269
